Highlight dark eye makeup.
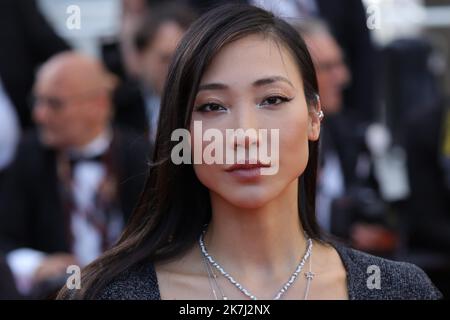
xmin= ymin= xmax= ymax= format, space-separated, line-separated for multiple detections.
xmin=195 ymin=95 xmax=294 ymax=113
xmin=195 ymin=102 xmax=228 ymax=113
xmin=258 ymin=95 xmax=293 ymax=107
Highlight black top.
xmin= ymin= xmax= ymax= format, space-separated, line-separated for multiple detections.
xmin=90 ymin=243 xmax=442 ymax=300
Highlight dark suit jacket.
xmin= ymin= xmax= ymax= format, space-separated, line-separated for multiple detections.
xmin=0 ymin=129 xmax=151 ymax=254
xmin=0 ymin=254 xmax=21 ymax=299
xmin=0 ymin=0 xmax=69 ymax=129
xmin=113 ymin=80 xmax=149 ymax=136
xmin=406 ymin=106 xmax=450 ymax=253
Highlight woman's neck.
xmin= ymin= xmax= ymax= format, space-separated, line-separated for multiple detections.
xmin=204 ymin=179 xmax=308 ymax=283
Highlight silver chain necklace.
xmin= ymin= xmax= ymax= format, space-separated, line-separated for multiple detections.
xmin=199 ymin=230 xmax=313 ymax=300
xmin=303 ymin=249 xmax=315 ymax=300
xmin=202 ymin=252 xmax=229 ymax=300
xmin=202 ymin=248 xmax=315 ymax=300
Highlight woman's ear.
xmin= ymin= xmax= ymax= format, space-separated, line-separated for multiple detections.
xmin=308 ymin=95 xmax=323 ymax=141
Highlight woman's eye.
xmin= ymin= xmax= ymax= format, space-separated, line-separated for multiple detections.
xmin=196 ymin=103 xmax=227 ymax=113
xmin=259 ymin=96 xmax=292 ymax=108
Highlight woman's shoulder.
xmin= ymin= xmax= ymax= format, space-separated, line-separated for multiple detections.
xmin=333 ymin=243 xmax=443 ymax=300
xmin=95 ymin=262 xmax=160 ymax=300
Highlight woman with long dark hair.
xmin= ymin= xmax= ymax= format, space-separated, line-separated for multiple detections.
xmin=59 ymin=4 xmax=441 ymax=300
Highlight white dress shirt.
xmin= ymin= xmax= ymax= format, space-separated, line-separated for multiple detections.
xmin=143 ymin=89 xmax=161 ymax=145
xmin=316 ymin=151 xmax=345 ymax=231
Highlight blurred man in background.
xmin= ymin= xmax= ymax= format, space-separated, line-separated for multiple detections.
xmin=296 ymin=20 xmax=352 ymax=232
xmin=297 ymin=20 xmax=396 ymax=255
xmin=113 ymin=2 xmax=197 ymax=143
xmin=133 ymin=3 xmax=196 ymax=142
xmin=0 ymin=52 xmax=150 ymax=299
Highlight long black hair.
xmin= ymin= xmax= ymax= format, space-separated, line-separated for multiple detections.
xmin=59 ymin=3 xmax=322 ymax=299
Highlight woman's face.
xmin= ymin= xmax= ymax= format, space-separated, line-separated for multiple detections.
xmin=190 ymin=34 xmax=321 ymax=209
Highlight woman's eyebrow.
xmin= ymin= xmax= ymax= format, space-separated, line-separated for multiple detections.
xmin=198 ymin=76 xmax=294 ymax=92
xmin=198 ymin=83 xmax=228 ymax=91
xmin=253 ymin=76 xmax=294 ymax=88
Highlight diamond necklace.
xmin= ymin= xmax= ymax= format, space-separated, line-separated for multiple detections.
xmin=202 ymin=246 xmax=315 ymax=300
xmin=202 ymin=251 xmax=229 ymax=300
xmin=198 ymin=230 xmax=313 ymax=300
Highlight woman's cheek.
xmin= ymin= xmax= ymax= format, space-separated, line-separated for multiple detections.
xmin=278 ymin=121 xmax=310 ymax=179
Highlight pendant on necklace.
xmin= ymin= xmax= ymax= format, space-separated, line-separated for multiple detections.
xmin=305 ymin=271 xmax=315 ymax=281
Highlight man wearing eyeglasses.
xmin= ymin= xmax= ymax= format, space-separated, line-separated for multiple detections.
xmin=0 ymin=52 xmax=151 ymax=299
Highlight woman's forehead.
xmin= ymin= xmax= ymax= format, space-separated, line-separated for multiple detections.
xmin=199 ymin=34 xmax=303 ymax=89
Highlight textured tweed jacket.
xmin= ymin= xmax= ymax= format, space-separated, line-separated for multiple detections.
xmin=90 ymin=244 xmax=442 ymax=300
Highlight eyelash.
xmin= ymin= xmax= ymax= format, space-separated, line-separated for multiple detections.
xmin=195 ymin=95 xmax=293 ymax=113
xmin=195 ymin=103 xmax=227 ymax=113
xmin=258 ymin=95 xmax=293 ymax=108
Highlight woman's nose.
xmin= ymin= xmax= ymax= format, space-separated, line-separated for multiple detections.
xmin=234 ymin=102 xmax=259 ymax=130
xmin=231 ymin=103 xmax=260 ymax=150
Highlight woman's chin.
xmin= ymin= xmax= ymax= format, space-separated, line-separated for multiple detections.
xmin=220 ymin=188 xmax=276 ymax=209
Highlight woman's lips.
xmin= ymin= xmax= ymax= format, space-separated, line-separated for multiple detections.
xmin=225 ymin=162 xmax=271 ymax=180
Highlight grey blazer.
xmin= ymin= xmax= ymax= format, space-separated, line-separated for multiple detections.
xmin=89 ymin=244 xmax=443 ymax=300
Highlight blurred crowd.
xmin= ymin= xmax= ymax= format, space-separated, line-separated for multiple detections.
xmin=0 ymin=0 xmax=449 ymax=299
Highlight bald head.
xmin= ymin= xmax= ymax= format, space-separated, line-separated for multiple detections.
xmin=33 ymin=52 xmax=118 ymax=149
xmin=37 ymin=52 xmax=117 ymax=95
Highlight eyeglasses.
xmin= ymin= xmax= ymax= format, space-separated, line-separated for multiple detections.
xmin=29 ymin=95 xmax=68 ymax=111
xmin=29 ymin=90 xmax=104 ymax=112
